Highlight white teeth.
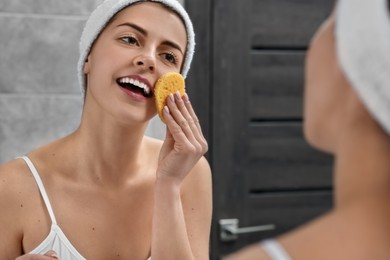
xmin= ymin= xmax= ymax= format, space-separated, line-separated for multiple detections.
xmin=119 ymin=77 xmax=150 ymax=94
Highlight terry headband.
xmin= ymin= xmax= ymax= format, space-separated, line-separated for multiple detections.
xmin=336 ymin=0 xmax=390 ymax=134
xmin=78 ymin=0 xmax=195 ymax=93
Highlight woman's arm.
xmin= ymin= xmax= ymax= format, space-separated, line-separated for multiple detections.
xmin=181 ymin=157 xmax=212 ymax=259
xmin=0 ymin=161 xmax=58 ymax=260
xmin=0 ymin=162 xmax=25 ymax=259
xmin=152 ymin=92 xmax=212 ymax=260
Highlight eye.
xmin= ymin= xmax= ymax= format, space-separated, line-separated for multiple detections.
xmin=162 ymin=52 xmax=178 ymax=65
xmin=120 ymin=35 xmax=139 ymax=46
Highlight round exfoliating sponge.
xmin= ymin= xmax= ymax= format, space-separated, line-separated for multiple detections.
xmin=154 ymin=72 xmax=186 ymax=123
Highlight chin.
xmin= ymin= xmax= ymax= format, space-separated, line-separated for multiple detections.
xmin=304 ymin=121 xmax=334 ymax=154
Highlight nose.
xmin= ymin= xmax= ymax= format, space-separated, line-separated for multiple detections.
xmin=134 ymin=53 xmax=155 ymax=72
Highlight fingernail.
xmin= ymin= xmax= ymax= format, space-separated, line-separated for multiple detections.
xmin=175 ymin=91 xmax=182 ymax=100
xmin=169 ymin=93 xmax=174 ymax=102
xmin=51 ymin=253 xmax=58 ymax=259
xmin=184 ymin=93 xmax=190 ymax=102
xmin=164 ymin=106 xmax=169 ymax=114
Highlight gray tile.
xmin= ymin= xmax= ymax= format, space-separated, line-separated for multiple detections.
xmin=0 ymin=16 xmax=84 ymax=94
xmin=0 ymin=94 xmax=167 ymax=163
xmin=0 ymin=95 xmax=82 ymax=163
xmin=0 ymin=0 xmax=101 ymax=16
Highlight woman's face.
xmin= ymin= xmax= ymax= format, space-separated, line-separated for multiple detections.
xmin=83 ymin=2 xmax=187 ymax=124
xmin=304 ymin=11 xmax=350 ymax=153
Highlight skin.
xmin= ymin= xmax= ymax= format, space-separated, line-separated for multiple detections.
xmin=226 ymin=4 xmax=390 ymax=260
xmin=0 ymin=2 xmax=212 ymax=260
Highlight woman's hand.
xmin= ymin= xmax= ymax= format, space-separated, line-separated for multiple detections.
xmin=152 ymin=91 xmax=211 ymax=259
xmin=157 ymin=91 xmax=208 ymax=184
xmin=16 ymin=251 xmax=58 ymax=259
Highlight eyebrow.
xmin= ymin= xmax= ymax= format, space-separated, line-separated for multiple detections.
xmin=116 ymin=22 xmax=184 ymax=55
xmin=161 ymin=40 xmax=184 ymax=55
xmin=117 ymin=22 xmax=147 ymax=36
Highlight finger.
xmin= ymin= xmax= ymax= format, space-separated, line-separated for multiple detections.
xmin=159 ymin=125 xmax=174 ymax=159
xmin=183 ymin=93 xmax=206 ymax=143
xmin=182 ymin=93 xmax=202 ymax=132
xmin=167 ymin=93 xmax=198 ymax=145
xmin=163 ymin=105 xmax=206 ymax=157
xmin=44 ymin=251 xmax=58 ymax=259
xmin=15 ymin=252 xmax=58 ymax=260
xmin=174 ymin=92 xmax=199 ymax=135
xmin=163 ymin=105 xmax=192 ymax=145
xmin=182 ymin=93 xmax=208 ymax=151
xmin=165 ymin=124 xmax=173 ymax=141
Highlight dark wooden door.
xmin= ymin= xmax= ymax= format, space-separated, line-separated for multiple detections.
xmin=186 ymin=0 xmax=335 ymax=259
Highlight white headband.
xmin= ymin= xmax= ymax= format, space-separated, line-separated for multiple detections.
xmin=78 ymin=0 xmax=195 ymax=93
xmin=336 ymin=0 xmax=390 ymax=134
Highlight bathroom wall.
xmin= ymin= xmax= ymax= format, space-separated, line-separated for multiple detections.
xmin=0 ymin=0 xmax=185 ymax=163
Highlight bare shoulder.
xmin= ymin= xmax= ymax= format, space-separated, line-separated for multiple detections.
xmin=0 ymin=157 xmax=38 ymax=215
xmin=182 ymin=156 xmax=212 ymax=192
xmin=143 ymin=136 xmax=164 ymax=153
xmin=181 ymin=156 xmax=212 ymax=214
xmin=0 ymin=158 xmax=36 ymax=256
xmin=223 ymin=243 xmax=270 ymax=260
xmin=0 ymin=158 xmax=34 ymax=206
xmin=143 ymin=135 xmax=212 ymax=189
xmin=180 ymin=156 xmax=212 ymax=213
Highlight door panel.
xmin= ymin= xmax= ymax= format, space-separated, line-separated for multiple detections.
xmin=250 ymin=51 xmax=305 ymax=119
xmin=248 ymin=124 xmax=333 ymax=190
xmin=251 ymin=0 xmax=333 ymax=48
xmin=219 ymin=191 xmax=333 ymax=254
xmin=187 ymin=0 xmax=334 ymax=259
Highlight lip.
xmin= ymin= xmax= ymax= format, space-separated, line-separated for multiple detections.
xmin=117 ymin=75 xmax=154 ymax=91
xmin=119 ymin=86 xmax=149 ymax=102
xmin=116 ymin=74 xmax=155 ymax=101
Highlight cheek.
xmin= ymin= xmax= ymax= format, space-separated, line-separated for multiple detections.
xmin=303 ymin=39 xmax=332 ymax=150
xmin=303 ymin=53 xmax=342 ymax=153
xmin=87 ymin=50 xmax=118 ymax=87
xmin=304 ymin=44 xmax=322 ymax=127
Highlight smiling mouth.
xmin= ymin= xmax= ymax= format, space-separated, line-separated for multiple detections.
xmin=117 ymin=77 xmax=153 ymax=98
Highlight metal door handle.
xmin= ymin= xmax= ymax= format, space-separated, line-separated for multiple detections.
xmin=219 ymin=218 xmax=275 ymax=242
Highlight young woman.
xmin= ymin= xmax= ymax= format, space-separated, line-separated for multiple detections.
xmin=226 ymin=0 xmax=390 ymax=259
xmin=0 ymin=0 xmax=212 ymax=259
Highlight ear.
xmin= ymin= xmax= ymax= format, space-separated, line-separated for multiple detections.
xmin=83 ymin=55 xmax=91 ymax=74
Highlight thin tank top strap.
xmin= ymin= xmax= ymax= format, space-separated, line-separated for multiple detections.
xmin=18 ymin=156 xmax=58 ymax=224
xmin=260 ymin=239 xmax=291 ymax=260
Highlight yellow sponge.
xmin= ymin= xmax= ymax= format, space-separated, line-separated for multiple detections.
xmin=154 ymin=72 xmax=186 ymax=123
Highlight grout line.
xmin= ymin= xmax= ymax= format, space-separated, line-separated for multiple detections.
xmin=0 ymin=93 xmax=83 ymax=98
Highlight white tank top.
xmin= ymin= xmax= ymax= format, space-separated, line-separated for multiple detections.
xmin=20 ymin=156 xmax=151 ymax=260
xmin=261 ymin=239 xmax=291 ymax=260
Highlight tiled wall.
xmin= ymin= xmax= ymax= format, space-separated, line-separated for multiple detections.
xmin=0 ymin=0 xmax=184 ymax=163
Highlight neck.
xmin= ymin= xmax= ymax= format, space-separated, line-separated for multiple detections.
xmin=334 ymin=115 xmax=390 ymax=208
xmin=69 ymin=107 xmax=150 ymax=184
